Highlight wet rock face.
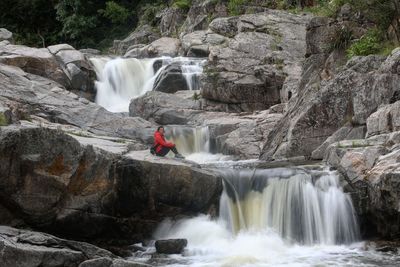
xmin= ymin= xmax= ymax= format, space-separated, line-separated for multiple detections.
xmin=153 ymin=63 xmax=189 ymax=93
xmin=155 ymin=239 xmax=187 ymax=254
xmin=0 ymin=126 xmax=222 ymax=244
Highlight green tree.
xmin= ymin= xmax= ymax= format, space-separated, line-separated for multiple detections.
xmin=98 ymin=1 xmax=130 ymax=24
xmin=0 ymin=0 xmax=60 ymax=47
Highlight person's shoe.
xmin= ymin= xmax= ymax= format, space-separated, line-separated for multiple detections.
xmin=175 ymin=153 xmax=185 ymax=159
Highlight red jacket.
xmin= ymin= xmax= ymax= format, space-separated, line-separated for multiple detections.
xmin=154 ymin=131 xmax=175 ymax=153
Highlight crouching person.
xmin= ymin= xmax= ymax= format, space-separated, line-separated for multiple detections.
xmin=151 ymin=126 xmax=184 ymax=159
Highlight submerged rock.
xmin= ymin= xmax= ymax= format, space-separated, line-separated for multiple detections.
xmin=155 ymin=239 xmax=188 ymax=254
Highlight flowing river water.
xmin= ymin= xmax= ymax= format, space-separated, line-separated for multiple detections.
xmin=91 ymin=57 xmax=400 ymax=267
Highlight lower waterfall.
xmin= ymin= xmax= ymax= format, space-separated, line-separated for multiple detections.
xmin=218 ymin=168 xmax=360 ymax=245
xmin=147 ymin=167 xmax=398 ymax=267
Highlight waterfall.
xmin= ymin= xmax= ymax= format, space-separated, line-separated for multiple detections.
xmin=90 ymin=57 xmax=205 ymax=112
xmin=219 ymin=167 xmax=360 ymax=245
xmin=90 ymin=57 xmax=158 ymax=112
xmin=165 ymin=126 xmax=210 ymax=155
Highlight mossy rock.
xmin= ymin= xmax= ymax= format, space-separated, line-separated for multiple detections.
xmin=0 ymin=112 xmax=9 ymax=126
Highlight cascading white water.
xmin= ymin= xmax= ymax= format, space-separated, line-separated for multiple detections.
xmin=90 ymin=57 xmax=205 ymax=112
xmin=149 ymin=167 xmax=399 ymax=267
xmin=219 ymin=168 xmax=360 ymax=245
xmin=91 ymin=57 xmax=159 ymax=112
xmin=166 ymin=126 xmax=210 ymax=155
xmin=164 ymin=126 xmax=231 ymax=163
xmin=180 ymin=58 xmax=205 ymax=91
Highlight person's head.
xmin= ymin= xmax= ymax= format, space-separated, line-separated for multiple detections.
xmin=157 ymin=126 xmax=165 ymax=135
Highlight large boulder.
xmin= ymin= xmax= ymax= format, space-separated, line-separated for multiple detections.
xmin=130 ymin=91 xmax=202 ymax=125
xmin=0 ymin=226 xmax=115 ymax=267
xmin=0 ymin=42 xmax=96 ymax=100
xmin=153 ymin=63 xmax=189 ymax=93
xmin=125 ymin=37 xmax=181 ymax=58
xmin=0 ymin=44 xmax=70 ymax=87
xmin=0 ymin=126 xmax=222 ymax=244
xmin=48 ymin=44 xmax=96 ymax=100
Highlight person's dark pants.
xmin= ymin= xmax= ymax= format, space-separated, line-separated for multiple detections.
xmin=156 ymin=146 xmax=179 ymax=157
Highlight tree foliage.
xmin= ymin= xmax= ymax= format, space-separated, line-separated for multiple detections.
xmin=0 ymin=0 xmax=161 ymax=49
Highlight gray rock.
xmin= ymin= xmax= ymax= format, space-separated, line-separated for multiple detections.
xmin=262 ymin=51 xmax=400 ymax=160
xmin=47 ymin=44 xmax=95 ymax=97
xmin=111 ymin=259 xmax=152 ymax=267
xmin=311 ymin=123 xmax=366 ymax=160
xmin=112 ymin=25 xmax=160 ymax=55
xmin=0 ymin=44 xmax=70 ymax=87
xmin=305 ymin=17 xmax=337 ymax=56
xmin=130 ymin=91 xmax=201 ymax=125
xmin=0 ymin=126 xmax=221 ymax=244
xmin=180 ymin=0 xmax=228 ymax=35
xmin=325 ymin=137 xmax=400 ymax=239
xmin=153 ymin=63 xmax=188 ymax=93
xmin=125 ymin=37 xmax=181 ymax=58
xmin=0 ymin=63 xmax=154 ymax=142
xmin=159 ymin=7 xmax=186 ymax=37
xmin=201 ymin=10 xmax=311 ymax=110
xmin=0 ymin=226 xmax=114 ymax=267
xmin=367 ymin=101 xmax=400 ymax=137
xmin=155 ymin=239 xmax=187 ymax=254
xmin=209 ymin=17 xmax=239 ymax=38
xmin=79 ymin=48 xmax=101 ymax=55
xmin=0 ymin=28 xmax=13 ymax=43
xmin=79 ymin=257 xmax=113 ymax=267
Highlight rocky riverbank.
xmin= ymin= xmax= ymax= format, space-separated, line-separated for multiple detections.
xmin=0 ymin=1 xmax=400 ymax=265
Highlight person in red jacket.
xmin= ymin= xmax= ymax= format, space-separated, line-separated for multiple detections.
xmin=152 ymin=126 xmax=184 ymax=158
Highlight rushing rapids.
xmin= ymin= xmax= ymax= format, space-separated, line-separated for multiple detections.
xmin=90 ymin=56 xmax=205 ymax=112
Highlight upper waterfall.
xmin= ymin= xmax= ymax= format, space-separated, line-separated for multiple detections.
xmin=90 ymin=56 xmax=205 ymax=112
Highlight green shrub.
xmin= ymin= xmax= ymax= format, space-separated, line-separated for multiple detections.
xmin=173 ymin=0 xmax=191 ymax=10
xmin=346 ymin=29 xmax=381 ymax=58
xmin=98 ymin=1 xmax=130 ymax=24
xmin=329 ymin=26 xmax=353 ymax=51
xmin=0 ymin=113 xmax=8 ymax=126
xmin=228 ymin=0 xmax=247 ymax=16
